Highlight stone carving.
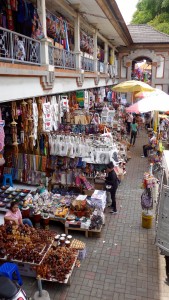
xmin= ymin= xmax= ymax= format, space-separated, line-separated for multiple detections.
xmin=76 ymin=73 xmax=84 ymax=87
xmin=41 ymin=71 xmax=55 ymax=90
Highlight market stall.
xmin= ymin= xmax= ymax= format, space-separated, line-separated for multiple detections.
xmin=0 ymin=223 xmax=85 ymax=284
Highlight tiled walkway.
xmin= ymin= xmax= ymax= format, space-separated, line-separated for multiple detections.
xmin=7 ymin=133 xmax=169 ymax=299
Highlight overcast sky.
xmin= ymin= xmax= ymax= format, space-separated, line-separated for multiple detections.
xmin=115 ymin=0 xmax=139 ymax=25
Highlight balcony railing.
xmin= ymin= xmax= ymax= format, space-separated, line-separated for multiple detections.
xmin=81 ymin=56 xmax=94 ymax=72
xmin=98 ymin=61 xmax=106 ymax=73
xmin=108 ymin=64 xmax=117 ymax=77
xmin=49 ymin=46 xmax=76 ymax=70
xmin=0 ymin=27 xmax=41 ymax=65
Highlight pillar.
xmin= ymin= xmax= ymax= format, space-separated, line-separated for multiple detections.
xmin=37 ymin=0 xmax=47 ymax=38
xmin=74 ymin=13 xmax=81 ymax=70
xmin=37 ymin=0 xmax=49 ymax=66
xmin=104 ymin=42 xmax=108 ymax=73
xmin=93 ymin=30 xmax=98 ymax=73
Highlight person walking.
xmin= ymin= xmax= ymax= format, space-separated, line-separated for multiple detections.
xmin=126 ymin=113 xmax=133 ymax=134
xmin=105 ymin=162 xmax=119 ymax=214
xmin=130 ymin=118 xmax=138 ymax=146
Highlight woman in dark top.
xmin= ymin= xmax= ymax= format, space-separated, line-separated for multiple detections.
xmin=105 ymin=162 xmax=119 ymax=214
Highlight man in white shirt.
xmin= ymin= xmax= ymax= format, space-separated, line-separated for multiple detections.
xmin=126 ymin=113 xmax=133 ymax=134
xmin=141 ymin=132 xmax=157 ymax=157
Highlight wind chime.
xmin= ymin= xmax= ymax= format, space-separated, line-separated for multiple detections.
xmin=37 ymin=98 xmax=43 ymax=132
xmin=27 ymin=99 xmax=34 ymax=152
xmin=21 ymin=100 xmax=28 ymax=152
xmin=11 ymin=102 xmax=18 ymax=159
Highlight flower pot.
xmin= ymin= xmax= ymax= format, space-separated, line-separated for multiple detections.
xmin=21 ymin=207 xmax=30 ymax=218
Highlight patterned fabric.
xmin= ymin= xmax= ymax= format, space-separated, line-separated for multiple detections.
xmin=31 ymin=8 xmax=44 ymax=40
xmin=6 ymin=0 xmax=14 ymax=30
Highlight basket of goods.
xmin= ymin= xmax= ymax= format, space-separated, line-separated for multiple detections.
xmin=70 ymin=239 xmax=85 ymax=250
xmin=71 ymin=199 xmax=86 ymax=211
xmin=70 ymin=239 xmax=86 ymax=260
xmin=55 ymin=207 xmax=69 ymax=218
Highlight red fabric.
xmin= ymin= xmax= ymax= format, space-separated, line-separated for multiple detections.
xmin=6 ymin=0 xmax=14 ymax=30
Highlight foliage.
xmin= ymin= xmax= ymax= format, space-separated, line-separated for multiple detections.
xmin=131 ymin=0 xmax=169 ymax=34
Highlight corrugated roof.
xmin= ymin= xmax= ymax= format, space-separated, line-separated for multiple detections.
xmin=128 ymin=24 xmax=169 ymax=43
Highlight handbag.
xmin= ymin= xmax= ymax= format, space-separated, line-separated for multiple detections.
xmin=106 ymin=185 xmax=112 ymax=190
xmin=141 ymin=189 xmax=153 ymax=209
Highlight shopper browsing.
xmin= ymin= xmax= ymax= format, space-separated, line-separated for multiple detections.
xmin=4 ymin=201 xmax=33 ymax=227
xmin=105 ymin=162 xmax=119 ymax=214
xmin=130 ymin=118 xmax=138 ymax=146
xmin=141 ymin=132 xmax=157 ymax=158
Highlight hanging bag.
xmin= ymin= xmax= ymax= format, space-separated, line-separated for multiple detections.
xmin=141 ymin=188 xmax=153 ymax=209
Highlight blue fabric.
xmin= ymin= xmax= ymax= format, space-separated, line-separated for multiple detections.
xmin=23 ymin=218 xmax=33 ymax=227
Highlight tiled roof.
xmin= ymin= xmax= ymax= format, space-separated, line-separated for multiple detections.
xmin=128 ymin=24 xmax=169 ymax=43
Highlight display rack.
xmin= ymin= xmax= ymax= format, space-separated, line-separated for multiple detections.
xmin=39 ymin=252 xmax=78 ymax=285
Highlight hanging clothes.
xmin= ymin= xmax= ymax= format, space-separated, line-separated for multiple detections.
xmin=64 ymin=21 xmax=69 ymax=51
xmin=10 ymin=0 xmax=18 ymax=12
xmin=31 ymin=8 xmax=44 ymax=40
xmin=17 ymin=0 xmax=27 ymax=24
xmin=6 ymin=0 xmax=14 ymax=30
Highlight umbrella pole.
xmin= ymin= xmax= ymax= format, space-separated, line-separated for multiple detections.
xmin=153 ymin=111 xmax=158 ymax=132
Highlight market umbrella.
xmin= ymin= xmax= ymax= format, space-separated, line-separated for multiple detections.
xmin=135 ymin=91 xmax=152 ymax=99
xmin=126 ymin=89 xmax=169 ymax=113
xmin=112 ymin=80 xmax=155 ymax=93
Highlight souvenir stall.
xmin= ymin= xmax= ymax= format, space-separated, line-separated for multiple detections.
xmin=46 ymin=10 xmax=72 ymax=50
xmin=0 ymin=87 xmax=128 ymax=197
xmin=0 ymin=184 xmax=105 ymax=237
xmin=0 ymin=223 xmax=85 ymax=283
xmin=80 ymin=30 xmax=94 ymax=55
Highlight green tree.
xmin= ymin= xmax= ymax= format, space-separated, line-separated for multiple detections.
xmin=131 ymin=0 xmax=169 ymax=34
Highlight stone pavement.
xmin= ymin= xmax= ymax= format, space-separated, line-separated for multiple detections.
xmin=22 ymin=132 xmax=169 ymax=300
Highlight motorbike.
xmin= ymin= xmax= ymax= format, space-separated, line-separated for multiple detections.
xmin=0 ymin=276 xmax=28 ymax=300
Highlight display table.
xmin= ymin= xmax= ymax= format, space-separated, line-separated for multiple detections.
xmin=65 ymin=225 xmax=102 ymax=238
xmin=0 ymin=224 xmax=82 ymax=285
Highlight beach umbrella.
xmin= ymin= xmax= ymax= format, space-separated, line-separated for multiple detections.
xmin=112 ymin=80 xmax=155 ymax=93
xmin=135 ymin=91 xmax=152 ymax=99
xmin=126 ymin=89 xmax=169 ymax=113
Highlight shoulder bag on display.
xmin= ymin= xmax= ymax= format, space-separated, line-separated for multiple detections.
xmin=141 ymin=188 xmax=153 ymax=209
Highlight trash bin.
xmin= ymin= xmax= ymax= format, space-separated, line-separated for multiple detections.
xmin=142 ymin=212 xmax=153 ymax=229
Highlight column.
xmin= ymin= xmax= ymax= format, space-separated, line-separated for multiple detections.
xmin=74 ymin=13 xmax=81 ymax=70
xmin=104 ymin=42 xmax=108 ymax=73
xmin=93 ymin=30 xmax=98 ymax=73
xmin=37 ymin=0 xmax=49 ymax=66
xmin=37 ymin=0 xmax=47 ymax=38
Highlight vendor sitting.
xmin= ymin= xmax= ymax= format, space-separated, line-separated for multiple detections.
xmin=141 ymin=132 xmax=157 ymax=158
xmin=4 ymin=201 xmax=33 ymax=227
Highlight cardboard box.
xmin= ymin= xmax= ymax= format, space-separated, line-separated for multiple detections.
xmin=54 ymin=42 xmax=64 ymax=49
xmin=117 ymin=173 xmax=124 ymax=181
xmin=127 ymin=151 xmax=132 ymax=159
xmin=83 ymin=189 xmax=95 ymax=196
xmin=94 ymin=183 xmax=104 ymax=190
xmin=47 ymin=37 xmax=54 ymax=46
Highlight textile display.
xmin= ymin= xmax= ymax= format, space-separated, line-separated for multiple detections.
xmin=46 ymin=11 xmax=70 ymax=50
xmin=0 ymin=0 xmax=44 ymax=40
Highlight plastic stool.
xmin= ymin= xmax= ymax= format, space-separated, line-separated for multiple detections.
xmin=0 ymin=262 xmax=23 ymax=286
xmin=2 ymin=174 xmax=13 ymax=187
